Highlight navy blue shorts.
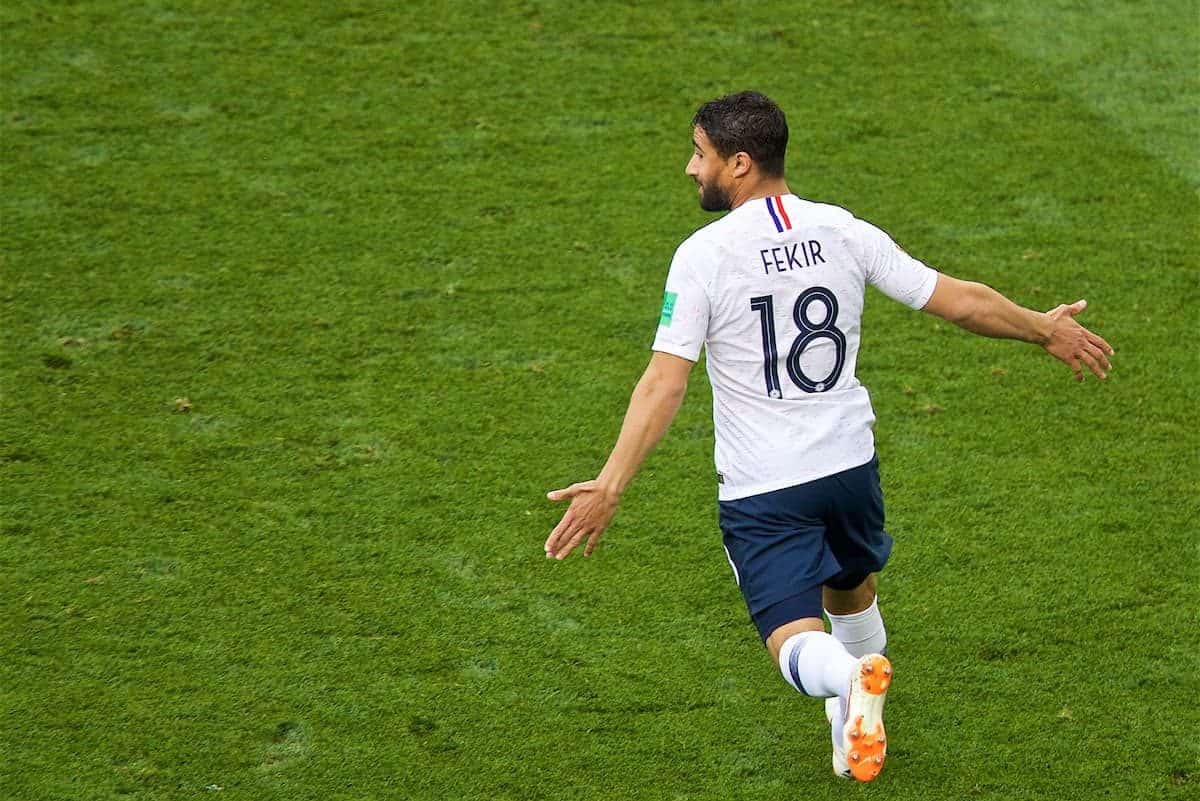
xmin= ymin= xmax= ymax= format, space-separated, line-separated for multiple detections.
xmin=718 ymin=455 xmax=891 ymax=642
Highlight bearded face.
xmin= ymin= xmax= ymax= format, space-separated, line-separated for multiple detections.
xmin=696 ymin=176 xmax=732 ymax=212
xmin=686 ymin=126 xmax=734 ymax=212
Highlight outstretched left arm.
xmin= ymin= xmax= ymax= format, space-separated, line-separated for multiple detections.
xmin=920 ymin=273 xmax=1115 ymax=382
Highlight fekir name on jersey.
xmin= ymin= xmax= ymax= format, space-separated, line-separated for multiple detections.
xmin=652 ymin=194 xmax=938 ymax=501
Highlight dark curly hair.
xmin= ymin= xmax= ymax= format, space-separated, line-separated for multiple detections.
xmin=693 ymin=91 xmax=789 ymax=177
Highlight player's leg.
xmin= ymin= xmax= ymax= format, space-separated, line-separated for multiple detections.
xmin=720 ymin=480 xmax=887 ymax=781
xmin=760 ymin=593 xmax=890 ymax=783
xmin=821 ymin=573 xmax=884 ymax=728
xmin=821 ymin=457 xmax=894 ymax=782
xmin=820 ymin=574 xmax=891 ymax=782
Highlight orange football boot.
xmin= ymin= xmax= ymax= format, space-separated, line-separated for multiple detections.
xmin=833 ymin=654 xmax=892 ymax=782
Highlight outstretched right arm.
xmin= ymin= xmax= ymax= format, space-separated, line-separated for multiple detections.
xmin=543 ymin=351 xmax=693 ymax=560
xmin=920 ymin=273 xmax=1114 ymax=382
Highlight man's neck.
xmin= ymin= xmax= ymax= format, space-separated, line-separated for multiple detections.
xmin=729 ymin=177 xmax=791 ymax=210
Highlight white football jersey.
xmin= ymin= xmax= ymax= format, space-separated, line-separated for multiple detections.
xmin=652 ymin=194 xmax=938 ymax=501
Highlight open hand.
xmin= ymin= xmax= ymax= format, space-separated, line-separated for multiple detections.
xmin=544 ymin=480 xmax=620 ymax=560
xmin=1043 ymin=300 xmax=1114 ymax=382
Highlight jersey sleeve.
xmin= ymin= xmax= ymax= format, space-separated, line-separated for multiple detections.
xmin=852 ymin=218 xmax=939 ymax=310
xmin=650 ymin=238 xmax=712 ymax=362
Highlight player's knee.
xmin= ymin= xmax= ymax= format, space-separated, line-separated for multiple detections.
xmin=765 ymin=617 xmax=826 ymax=666
xmin=823 ymin=571 xmax=877 ymax=615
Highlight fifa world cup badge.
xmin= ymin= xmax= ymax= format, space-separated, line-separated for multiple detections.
xmin=660 ymin=291 xmax=678 ymax=326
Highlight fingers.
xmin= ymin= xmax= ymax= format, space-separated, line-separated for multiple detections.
xmin=1068 ymin=326 xmax=1112 ymax=380
xmin=1080 ymin=347 xmax=1104 ymax=381
xmin=1087 ymin=330 xmax=1115 ymax=356
xmin=584 ymin=530 xmax=603 ymax=557
xmin=1046 ymin=300 xmax=1084 ymax=319
xmin=544 ymin=510 xmax=575 ymax=555
xmin=1057 ymin=343 xmax=1113 ymax=382
xmin=544 ymin=506 xmax=593 ymax=561
xmin=545 ymin=520 xmax=594 ymax=561
xmin=545 ymin=511 xmax=607 ymax=560
xmin=559 ymin=528 xmax=590 ymax=560
xmin=545 ymin=482 xmax=588 ymax=558
xmin=1077 ymin=347 xmax=1106 ymax=381
xmin=543 ymin=479 xmax=615 ymax=560
xmin=546 ymin=480 xmax=596 ymax=502
xmin=1047 ymin=312 xmax=1114 ymax=382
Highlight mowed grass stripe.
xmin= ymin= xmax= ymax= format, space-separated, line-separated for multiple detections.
xmin=963 ymin=0 xmax=1200 ymax=188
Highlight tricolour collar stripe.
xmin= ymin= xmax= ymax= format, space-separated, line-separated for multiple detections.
xmin=774 ymin=195 xmax=793 ymax=230
xmin=765 ymin=196 xmax=784 ymax=233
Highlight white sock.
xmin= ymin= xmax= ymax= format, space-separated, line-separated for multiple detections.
xmin=826 ymin=596 xmax=887 ymax=658
xmin=777 ymin=631 xmax=857 ymax=698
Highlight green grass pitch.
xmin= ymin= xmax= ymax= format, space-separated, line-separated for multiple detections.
xmin=2 ymin=2 xmax=1197 ymax=799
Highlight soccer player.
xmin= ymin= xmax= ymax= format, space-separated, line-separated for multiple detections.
xmin=543 ymin=91 xmax=1113 ymax=782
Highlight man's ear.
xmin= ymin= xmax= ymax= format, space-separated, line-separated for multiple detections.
xmin=731 ymin=151 xmax=753 ymax=179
